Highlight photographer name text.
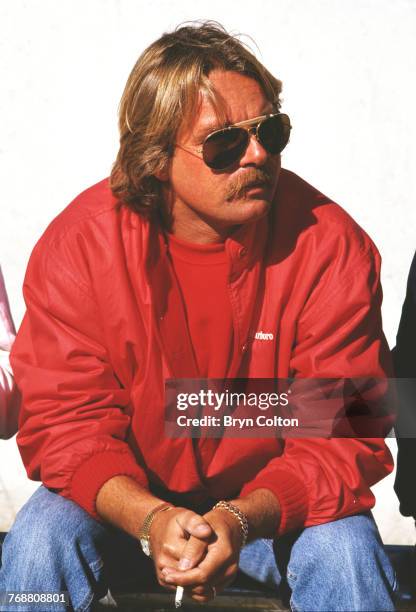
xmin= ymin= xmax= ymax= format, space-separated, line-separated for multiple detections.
xmin=176 ymin=415 xmax=299 ymax=429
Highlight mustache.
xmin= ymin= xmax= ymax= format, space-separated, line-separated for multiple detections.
xmin=225 ymin=168 xmax=274 ymax=201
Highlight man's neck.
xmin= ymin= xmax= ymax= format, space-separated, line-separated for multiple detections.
xmin=170 ymin=215 xmax=237 ymax=245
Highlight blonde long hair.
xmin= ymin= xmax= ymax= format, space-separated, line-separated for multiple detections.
xmin=110 ymin=21 xmax=282 ymax=218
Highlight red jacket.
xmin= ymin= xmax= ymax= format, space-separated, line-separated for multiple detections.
xmin=12 ymin=169 xmax=393 ymax=535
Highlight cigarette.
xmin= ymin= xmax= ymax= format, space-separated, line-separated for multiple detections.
xmin=175 ymin=586 xmax=184 ymax=608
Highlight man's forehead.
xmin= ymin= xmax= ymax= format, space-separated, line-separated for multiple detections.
xmin=193 ymin=114 xmax=225 ymax=138
xmin=183 ymin=92 xmax=274 ymax=141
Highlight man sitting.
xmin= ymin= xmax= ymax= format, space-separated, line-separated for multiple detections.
xmin=0 ymin=22 xmax=396 ymax=612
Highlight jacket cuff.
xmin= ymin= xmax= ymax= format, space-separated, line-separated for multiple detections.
xmin=69 ymin=450 xmax=149 ymax=519
xmin=240 ymin=468 xmax=309 ymax=535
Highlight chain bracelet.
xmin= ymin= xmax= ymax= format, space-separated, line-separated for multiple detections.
xmin=212 ymin=500 xmax=248 ymax=547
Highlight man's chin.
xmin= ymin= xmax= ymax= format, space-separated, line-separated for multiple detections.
xmin=237 ymin=196 xmax=271 ymax=215
xmin=225 ymin=197 xmax=271 ymax=228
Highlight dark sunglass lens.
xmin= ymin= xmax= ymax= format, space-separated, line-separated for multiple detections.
xmin=258 ymin=115 xmax=291 ymax=154
xmin=203 ymin=128 xmax=248 ymax=169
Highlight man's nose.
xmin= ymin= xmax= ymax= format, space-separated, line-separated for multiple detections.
xmin=239 ymin=133 xmax=268 ymax=167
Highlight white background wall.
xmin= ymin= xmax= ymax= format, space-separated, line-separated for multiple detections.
xmin=0 ymin=0 xmax=415 ymax=543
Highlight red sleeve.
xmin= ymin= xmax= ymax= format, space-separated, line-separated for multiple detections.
xmin=11 ymin=241 xmax=148 ymax=519
xmin=240 ymin=236 xmax=394 ymax=535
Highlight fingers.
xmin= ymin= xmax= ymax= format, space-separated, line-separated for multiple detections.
xmin=175 ymin=510 xmax=213 ymax=540
xmin=172 ymin=510 xmax=212 ymax=573
xmin=153 ymin=508 xmax=213 ymax=590
xmin=159 ymin=576 xmax=217 ymax=603
xmin=154 ymin=507 xmax=240 ymax=604
xmin=165 ymin=566 xmax=237 ymax=605
xmin=185 ymin=568 xmax=235 ymax=598
xmin=185 ymin=583 xmax=217 ymax=603
xmin=157 ymin=569 xmax=216 ymax=603
xmin=152 ymin=508 xmax=210 ymax=568
xmin=162 ymin=553 xmax=238 ymax=589
xmin=156 ymin=535 xmax=209 ymax=588
xmin=177 ymin=534 xmax=210 ymax=571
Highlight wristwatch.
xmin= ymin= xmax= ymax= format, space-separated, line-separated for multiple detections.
xmin=138 ymin=502 xmax=173 ymax=557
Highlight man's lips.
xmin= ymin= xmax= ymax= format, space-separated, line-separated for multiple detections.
xmin=229 ymin=181 xmax=271 ymax=201
xmin=241 ymin=181 xmax=270 ymax=195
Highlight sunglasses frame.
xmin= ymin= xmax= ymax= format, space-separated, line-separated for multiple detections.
xmin=175 ymin=112 xmax=291 ymax=170
xmin=205 ymin=112 xmax=291 ymax=169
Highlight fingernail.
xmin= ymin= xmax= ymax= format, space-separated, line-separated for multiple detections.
xmin=195 ymin=524 xmax=210 ymax=535
xmin=179 ymin=558 xmax=192 ymax=570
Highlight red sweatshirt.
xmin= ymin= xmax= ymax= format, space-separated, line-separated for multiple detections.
xmin=11 ymin=169 xmax=393 ymax=535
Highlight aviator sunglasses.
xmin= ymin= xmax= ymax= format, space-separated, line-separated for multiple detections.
xmin=177 ymin=112 xmax=292 ymax=170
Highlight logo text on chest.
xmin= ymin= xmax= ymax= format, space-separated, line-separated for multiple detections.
xmin=254 ymin=331 xmax=274 ymax=341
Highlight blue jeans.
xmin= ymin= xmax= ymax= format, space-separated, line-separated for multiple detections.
xmin=0 ymin=486 xmax=396 ymax=612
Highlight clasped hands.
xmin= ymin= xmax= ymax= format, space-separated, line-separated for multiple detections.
xmin=150 ymin=505 xmax=244 ymax=603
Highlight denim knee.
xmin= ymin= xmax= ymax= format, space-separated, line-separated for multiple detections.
xmin=0 ymin=486 xmax=108 ymax=612
xmin=3 ymin=486 xmax=104 ymax=564
xmin=286 ymin=513 xmax=396 ymax=612
xmin=289 ymin=513 xmax=394 ymax=578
